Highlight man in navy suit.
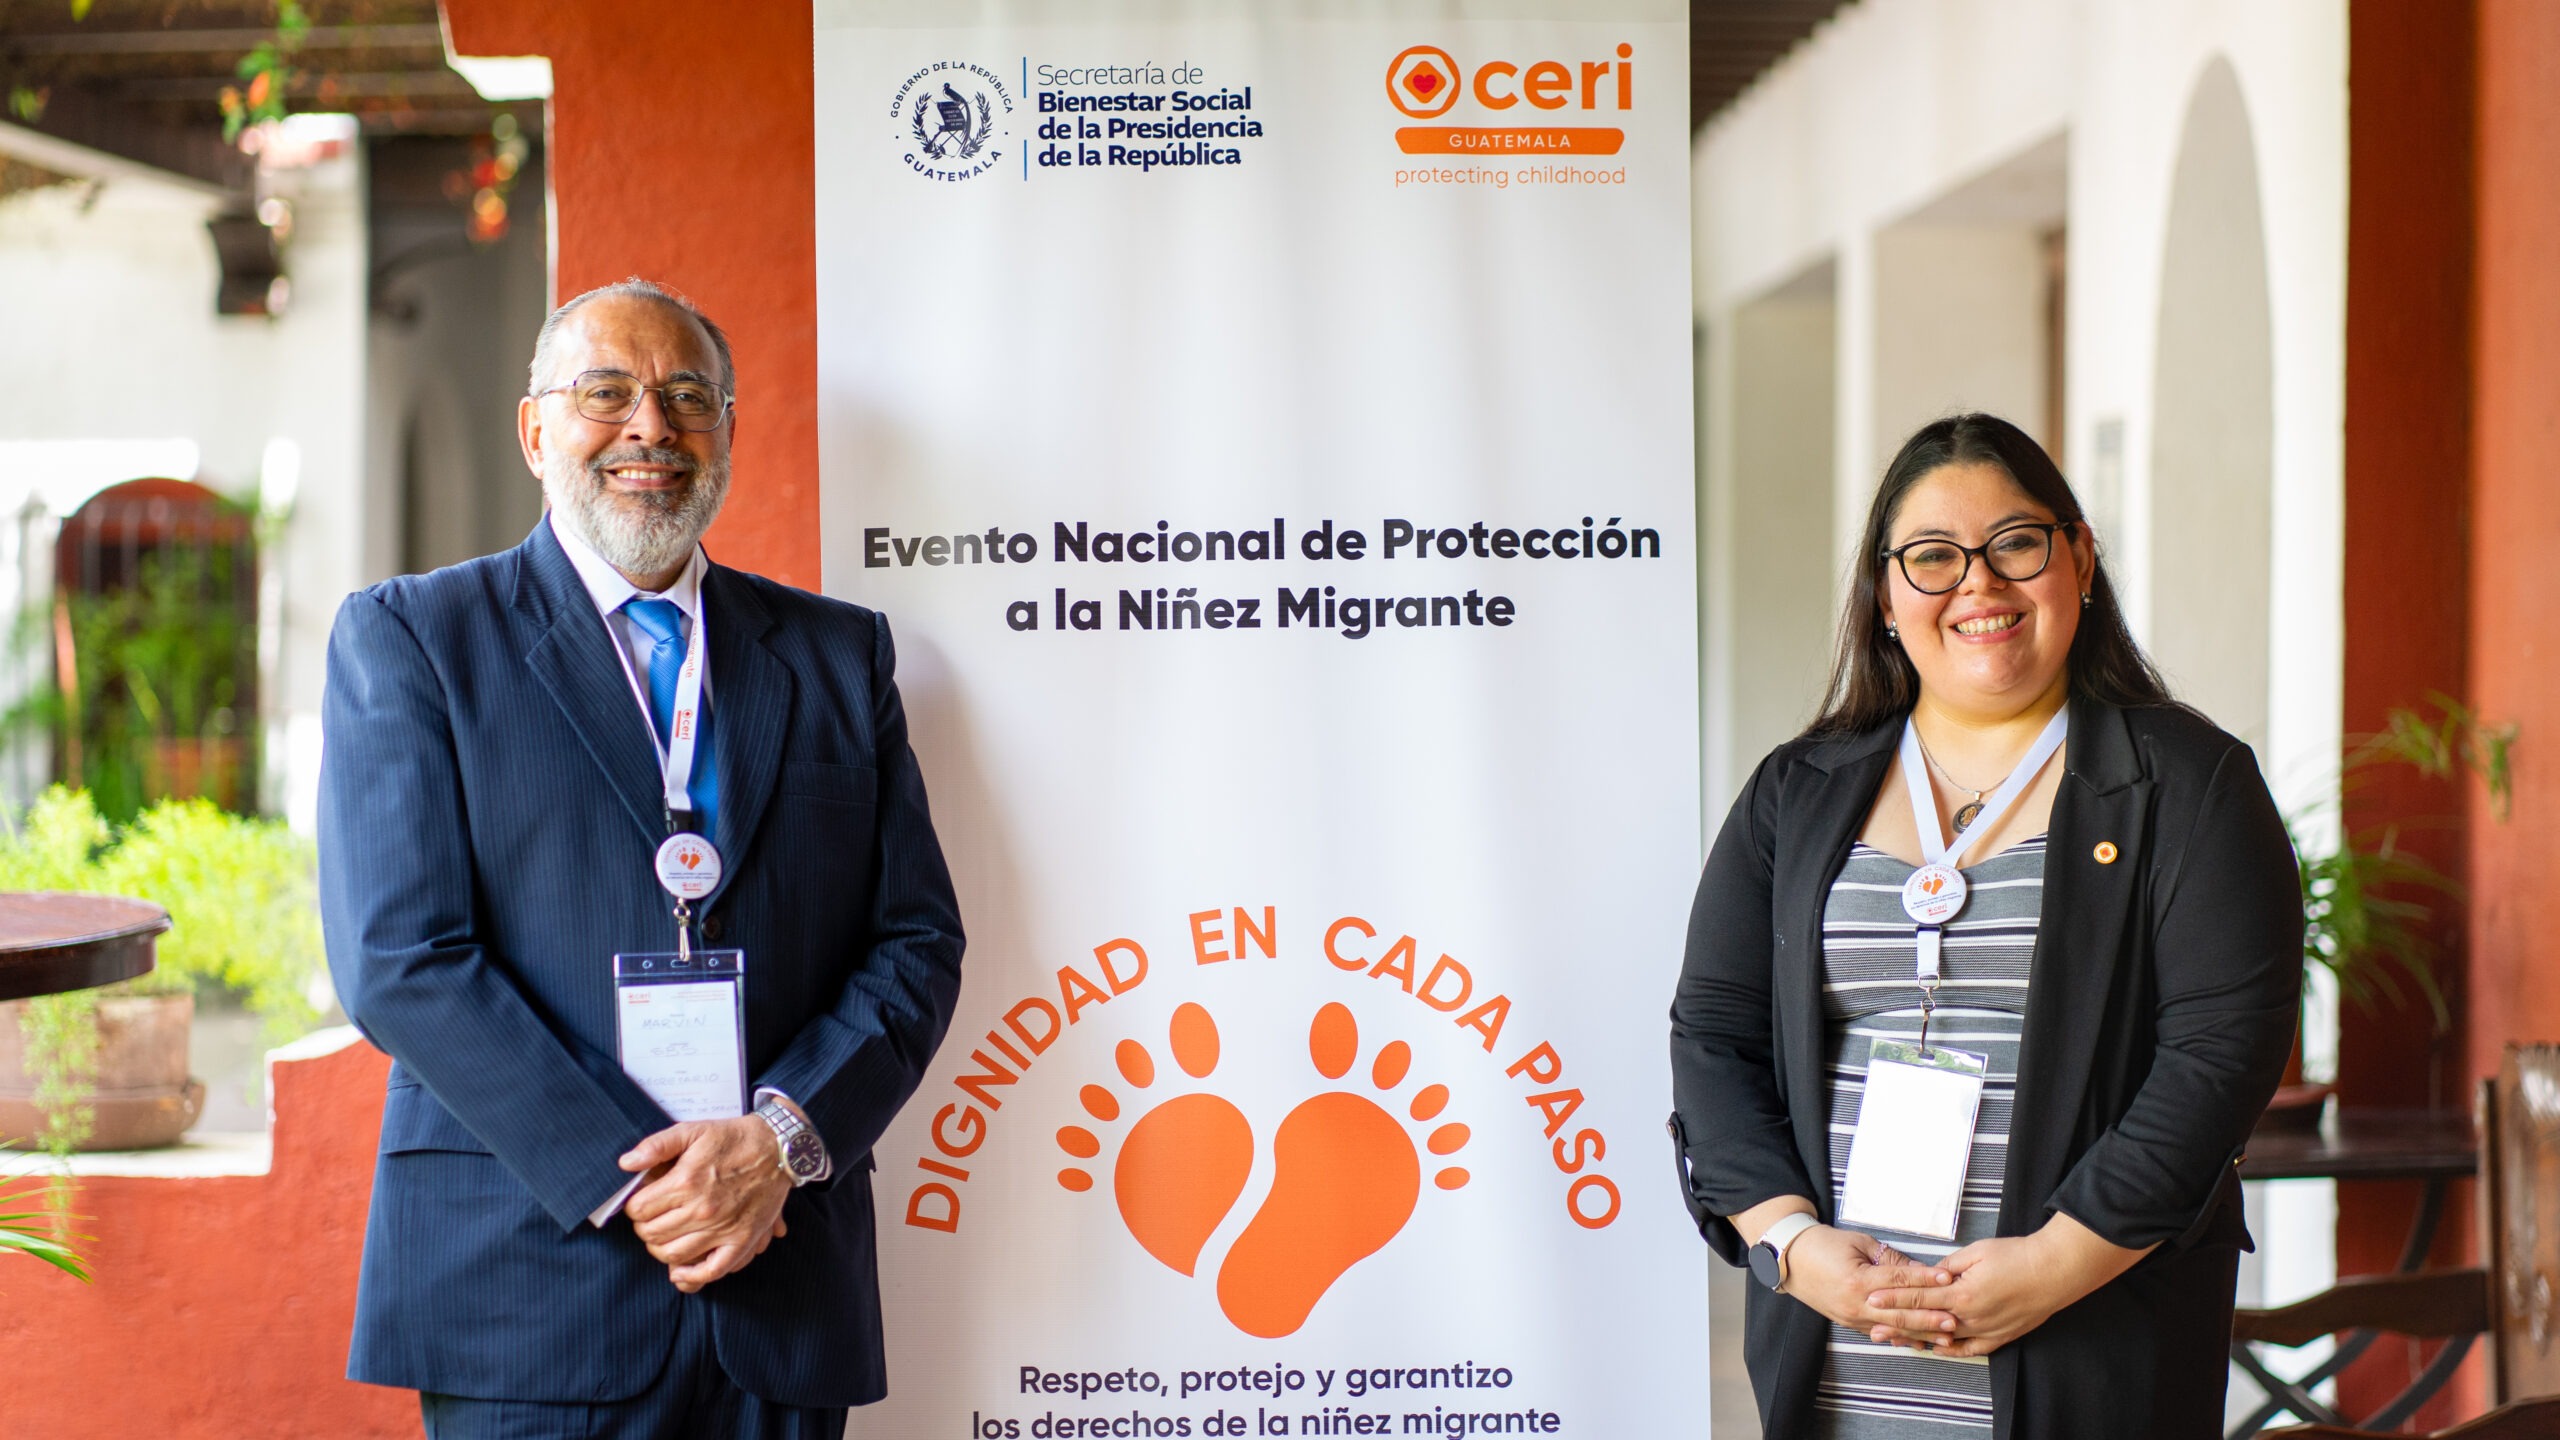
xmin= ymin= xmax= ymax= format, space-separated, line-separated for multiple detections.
xmin=320 ymin=278 xmax=964 ymax=1438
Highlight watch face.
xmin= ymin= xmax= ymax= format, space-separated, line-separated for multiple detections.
xmin=1747 ymin=1243 xmax=1783 ymax=1290
xmin=784 ymin=1130 xmax=825 ymax=1178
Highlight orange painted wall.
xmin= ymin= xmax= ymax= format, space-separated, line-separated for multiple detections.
xmin=2336 ymin=0 xmax=2478 ymax=1420
xmin=2340 ymin=0 xmax=2474 ymax=1119
xmin=2466 ymin=4 xmax=2560 ymax=1094
xmin=442 ymin=0 xmax=820 ymax=589
xmin=0 ymin=1039 xmax=408 ymax=1439
xmin=1 ymin=11 xmax=820 ymax=1434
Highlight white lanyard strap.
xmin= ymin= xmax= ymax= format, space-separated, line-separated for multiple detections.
xmin=653 ymin=598 xmax=709 ymax=823
xmin=1896 ymin=705 xmax=2068 ymax=1017
xmin=1898 ymin=706 xmax=2069 ymax=870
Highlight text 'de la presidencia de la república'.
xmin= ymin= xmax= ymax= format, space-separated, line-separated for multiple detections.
xmin=1032 ymin=59 xmax=1265 ymax=174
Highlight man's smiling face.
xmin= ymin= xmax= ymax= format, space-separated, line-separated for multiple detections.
xmin=518 ymin=291 xmax=734 ymax=587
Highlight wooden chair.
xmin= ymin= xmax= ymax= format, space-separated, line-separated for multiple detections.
xmin=2238 ymin=1044 xmax=2560 ymax=1435
xmin=2264 ymin=1394 xmax=2560 ymax=1438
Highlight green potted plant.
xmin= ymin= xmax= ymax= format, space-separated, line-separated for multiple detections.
xmin=2274 ymin=695 xmax=2515 ymax=1126
xmin=0 ymin=1159 xmax=87 ymax=1286
xmin=0 ymin=788 xmax=322 ymax=1155
xmin=39 ymin=542 xmax=257 ymax=824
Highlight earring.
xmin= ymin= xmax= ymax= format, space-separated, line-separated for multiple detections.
xmin=2081 ymin=593 xmax=2093 ymax=609
xmin=1885 ymin=621 xmax=1900 ymax=640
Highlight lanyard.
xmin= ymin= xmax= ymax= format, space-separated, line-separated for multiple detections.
xmin=635 ymin=594 xmax=720 ymax=955
xmin=1895 ymin=705 xmax=2068 ymax=1046
xmin=632 ymin=593 xmax=708 ymax=828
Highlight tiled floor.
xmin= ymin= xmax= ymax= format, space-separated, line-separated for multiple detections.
xmin=1710 ymin=1257 xmax=1761 ymax=1436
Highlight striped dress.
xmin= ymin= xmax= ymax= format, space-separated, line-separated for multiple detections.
xmin=1811 ymin=835 xmax=2046 ymax=1438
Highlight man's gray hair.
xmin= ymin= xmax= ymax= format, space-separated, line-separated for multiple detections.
xmin=525 ymin=277 xmax=737 ymax=397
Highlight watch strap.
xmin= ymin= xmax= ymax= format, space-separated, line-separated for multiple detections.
xmin=753 ymin=1096 xmax=827 ymax=1185
xmin=1756 ymin=1211 xmax=1821 ymax=1288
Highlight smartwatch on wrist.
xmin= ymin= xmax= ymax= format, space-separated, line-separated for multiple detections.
xmin=754 ymin=1097 xmax=826 ymax=1186
xmin=1746 ymin=1211 xmax=1820 ymax=1292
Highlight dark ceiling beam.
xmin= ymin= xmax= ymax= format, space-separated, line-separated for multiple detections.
xmin=116 ymin=70 xmax=479 ymax=102
xmin=350 ymin=101 xmax=525 ymax=122
xmin=0 ymin=23 xmax=445 ymax=56
xmin=1691 ymin=0 xmax=1852 ymax=131
xmin=11 ymin=83 xmax=247 ymax=194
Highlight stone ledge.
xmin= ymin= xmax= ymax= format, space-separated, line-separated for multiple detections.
xmin=8 ymin=1027 xmax=369 ymax=1178
xmin=51 ymin=1127 xmax=271 ymax=1178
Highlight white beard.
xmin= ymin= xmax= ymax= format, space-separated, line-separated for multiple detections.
xmin=544 ymin=445 xmax=730 ymax=582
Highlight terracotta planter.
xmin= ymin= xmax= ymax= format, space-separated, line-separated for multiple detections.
xmin=0 ymin=992 xmax=205 ymax=1151
xmin=2258 ymin=1082 xmax=2335 ymax=1135
xmin=143 ymin=736 xmax=246 ymax=811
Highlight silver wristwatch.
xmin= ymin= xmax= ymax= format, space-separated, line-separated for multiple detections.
xmin=754 ymin=1097 xmax=826 ymax=1186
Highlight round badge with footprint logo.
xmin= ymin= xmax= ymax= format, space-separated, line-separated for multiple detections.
xmin=1056 ymin=1001 xmax=1470 ymax=1338
xmin=653 ymin=832 xmax=722 ymax=901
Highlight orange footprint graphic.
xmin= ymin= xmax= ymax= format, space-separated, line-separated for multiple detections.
xmin=1215 ymin=1002 xmax=1471 ymax=1339
xmin=1057 ymin=1002 xmax=1254 ymax=1276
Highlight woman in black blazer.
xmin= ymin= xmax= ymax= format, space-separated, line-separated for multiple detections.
xmin=1670 ymin=413 xmax=2301 ymax=1439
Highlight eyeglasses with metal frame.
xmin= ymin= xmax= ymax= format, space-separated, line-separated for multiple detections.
xmin=1880 ymin=521 xmax=2072 ymax=595
xmin=532 ymin=369 xmax=733 ymax=432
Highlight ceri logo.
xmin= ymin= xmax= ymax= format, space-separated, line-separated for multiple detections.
xmin=903 ymin=907 xmax=1623 ymax=1340
xmin=1384 ymin=41 xmax=1634 ymax=158
xmin=1386 ymin=46 xmax=1462 ymax=120
xmin=890 ymin=59 xmax=1016 ymax=182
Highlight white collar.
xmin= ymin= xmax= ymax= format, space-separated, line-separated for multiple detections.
xmin=549 ymin=511 xmax=706 ymax=624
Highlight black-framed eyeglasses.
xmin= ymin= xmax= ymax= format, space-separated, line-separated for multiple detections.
xmin=1881 ymin=522 xmax=2070 ymax=595
xmin=532 ymin=369 xmax=733 ymax=432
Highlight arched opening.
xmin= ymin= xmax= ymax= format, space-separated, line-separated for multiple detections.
xmin=46 ymin=478 xmax=258 ymax=817
xmin=2150 ymin=57 xmax=2276 ymax=748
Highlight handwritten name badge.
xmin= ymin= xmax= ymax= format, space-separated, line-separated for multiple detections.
xmin=612 ymin=949 xmax=746 ymax=1121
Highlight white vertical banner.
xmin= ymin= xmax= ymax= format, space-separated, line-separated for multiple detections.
xmin=815 ymin=3 xmax=1702 ymax=1435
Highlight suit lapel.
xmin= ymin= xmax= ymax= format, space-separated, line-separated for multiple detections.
xmin=2002 ymin=698 xmax=2150 ymax=1234
xmin=1778 ymin=724 xmax=1899 ymax=1214
xmin=515 ymin=520 xmax=668 ymax=848
xmin=702 ymin=564 xmax=790 ymax=899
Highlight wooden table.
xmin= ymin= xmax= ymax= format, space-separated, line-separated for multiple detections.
xmin=0 ymin=892 xmax=169 ymax=1001
xmin=2228 ymin=1106 xmax=2479 ymax=1437
xmin=2242 ymin=1108 xmax=2480 ymax=1188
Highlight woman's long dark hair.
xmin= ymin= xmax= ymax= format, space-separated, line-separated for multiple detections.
xmin=1804 ymin=412 xmax=2178 ymax=737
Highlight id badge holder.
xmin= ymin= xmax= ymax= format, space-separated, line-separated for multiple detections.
xmin=612 ymin=948 xmax=748 ymax=1121
xmin=1836 ymin=1038 xmax=1989 ymax=1241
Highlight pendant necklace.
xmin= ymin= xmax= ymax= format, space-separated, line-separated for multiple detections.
xmin=1914 ymin=731 xmax=2010 ymax=835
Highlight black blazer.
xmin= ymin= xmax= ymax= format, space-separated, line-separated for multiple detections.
xmin=1669 ymin=698 xmax=2300 ymax=1440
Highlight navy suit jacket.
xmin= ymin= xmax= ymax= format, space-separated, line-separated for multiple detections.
xmin=319 ymin=517 xmax=964 ymax=1407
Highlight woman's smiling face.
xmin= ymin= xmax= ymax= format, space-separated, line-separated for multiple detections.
xmin=1878 ymin=462 xmax=2095 ymax=719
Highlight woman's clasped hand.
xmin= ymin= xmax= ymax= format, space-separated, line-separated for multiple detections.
xmin=1780 ymin=1224 xmax=1959 ymax=1341
xmin=1856 ymin=1212 xmax=2149 ymax=1358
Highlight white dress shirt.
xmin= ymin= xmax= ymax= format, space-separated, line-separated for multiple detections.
xmin=551 ymin=512 xmax=711 ymax=749
xmin=550 ymin=515 xmax=828 ymax=1226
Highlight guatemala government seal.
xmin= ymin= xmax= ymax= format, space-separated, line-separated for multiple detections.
xmin=891 ymin=60 xmax=1014 ymax=181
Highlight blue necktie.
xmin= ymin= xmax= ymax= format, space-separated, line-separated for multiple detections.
xmin=622 ymin=597 xmax=717 ymax=841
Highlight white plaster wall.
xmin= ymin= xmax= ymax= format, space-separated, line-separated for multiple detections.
xmin=1711 ymin=283 xmax=1838 ymax=805
xmin=2062 ymin=1 xmax=2346 ymax=822
xmin=2149 ymin=57 xmax=2276 ymax=752
xmin=0 ymin=137 xmax=370 ymax=831
xmin=1871 ymin=222 xmax=2051 ymax=469
xmin=1692 ymin=0 xmax=2074 ymax=317
xmin=1691 ymin=0 xmax=2345 ymax=817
